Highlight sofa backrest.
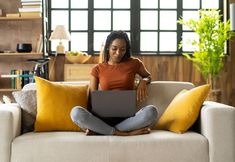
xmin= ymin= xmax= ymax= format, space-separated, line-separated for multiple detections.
xmin=139 ymin=81 xmax=194 ymax=119
xmin=23 ymin=81 xmax=194 ymax=119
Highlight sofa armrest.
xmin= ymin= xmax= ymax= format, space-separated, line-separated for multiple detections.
xmin=200 ymin=101 xmax=235 ymax=162
xmin=0 ymin=103 xmax=21 ymax=162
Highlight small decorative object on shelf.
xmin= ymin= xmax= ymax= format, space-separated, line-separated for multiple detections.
xmin=66 ymin=51 xmax=91 ymax=64
xmin=16 ymin=43 xmax=32 ymax=53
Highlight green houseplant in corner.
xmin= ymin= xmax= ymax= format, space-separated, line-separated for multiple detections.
xmin=178 ymin=9 xmax=233 ymax=101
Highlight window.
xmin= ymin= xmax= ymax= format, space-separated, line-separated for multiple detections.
xmin=49 ymin=0 xmax=222 ymax=55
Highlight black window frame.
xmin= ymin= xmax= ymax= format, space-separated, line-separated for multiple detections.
xmin=48 ymin=0 xmax=224 ymax=55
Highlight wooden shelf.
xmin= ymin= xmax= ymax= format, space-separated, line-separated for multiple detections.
xmin=0 ymin=52 xmax=43 ymax=56
xmin=0 ymin=89 xmax=17 ymax=92
xmin=0 ymin=16 xmax=41 ymax=20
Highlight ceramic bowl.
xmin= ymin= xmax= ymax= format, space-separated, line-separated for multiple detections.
xmin=16 ymin=43 xmax=32 ymax=53
xmin=66 ymin=55 xmax=92 ymax=64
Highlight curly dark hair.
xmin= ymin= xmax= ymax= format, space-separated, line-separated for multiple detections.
xmin=103 ymin=30 xmax=131 ymax=62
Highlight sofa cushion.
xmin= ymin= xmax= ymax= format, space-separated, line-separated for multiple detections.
xmin=12 ymin=90 xmax=37 ymax=133
xmin=34 ymin=77 xmax=89 ymax=132
xmin=11 ymin=131 xmax=209 ymax=162
xmin=156 ymin=84 xmax=210 ymax=133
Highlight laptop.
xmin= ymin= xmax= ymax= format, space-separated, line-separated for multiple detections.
xmin=91 ymin=90 xmax=136 ymax=118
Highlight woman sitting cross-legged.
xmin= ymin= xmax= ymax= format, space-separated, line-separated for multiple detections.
xmin=70 ymin=30 xmax=158 ymax=136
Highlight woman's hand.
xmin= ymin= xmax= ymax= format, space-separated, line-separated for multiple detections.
xmin=136 ymin=79 xmax=148 ymax=102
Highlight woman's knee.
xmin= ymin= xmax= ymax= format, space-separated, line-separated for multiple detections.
xmin=70 ymin=106 xmax=89 ymax=122
xmin=142 ymin=105 xmax=158 ymax=121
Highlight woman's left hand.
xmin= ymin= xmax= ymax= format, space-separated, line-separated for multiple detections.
xmin=136 ymin=80 xmax=148 ymax=102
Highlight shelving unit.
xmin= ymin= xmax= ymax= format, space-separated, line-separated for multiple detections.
xmin=0 ymin=0 xmax=48 ymax=102
xmin=0 ymin=52 xmax=42 ymax=56
xmin=0 ymin=17 xmax=41 ymax=20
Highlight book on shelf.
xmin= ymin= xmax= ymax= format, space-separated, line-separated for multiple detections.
xmin=22 ymin=5 xmax=42 ymax=8
xmin=15 ymin=70 xmax=21 ymax=90
xmin=21 ymin=2 xmax=42 ymax=6
xmin=1 ymin=70 xmax=34 ymax=89
xmin=6 ymin=13 xmax=20 ymax=18
xmin=20 ymin=12 xmax=41 ymax=18
xmin=36 ymin=34 xmax=43 ymax=53
xmin=21 ymin=0 xmax=42 ymax=2
xmin=10 ymin=70 xmax=16 ymax=89
xmin=19 ymin=7 xmax=42 ymax=13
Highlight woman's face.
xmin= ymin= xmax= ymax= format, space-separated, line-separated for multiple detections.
xmin=108 ymin=38 xmax=126 ymax=64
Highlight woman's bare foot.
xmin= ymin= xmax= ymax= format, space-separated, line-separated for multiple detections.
xmin=114 ymin=127 xmax=151 ymax=136
xmin=85 ymin=129 xmax=98 ymax=136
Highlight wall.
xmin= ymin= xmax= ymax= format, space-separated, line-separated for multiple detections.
xmin=49 ymin=1 xmax=235 ymax=107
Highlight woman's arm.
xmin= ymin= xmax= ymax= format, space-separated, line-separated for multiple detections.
xmin=89 ymin=75 xmax=99 ymax=91
xmin=137 ymin=64 xmax=152 ymax=102
xmin=87 ymin=75 xmax=99 ymax=111
xmin=138 ymin=64 xmax=152 ymax=84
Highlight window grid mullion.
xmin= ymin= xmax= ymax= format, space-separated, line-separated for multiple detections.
xmin=68 ymin=0 xmax=71 ymax=51
xmin=131 ymin=0 xmax=140 ymax=54
xmin=157 ymin=0 xmax=160 ymax=54
xmin=88 ymin=0 xmax=94 ymax=54
xmin=177 ymin=0 xmax=183 ymax=55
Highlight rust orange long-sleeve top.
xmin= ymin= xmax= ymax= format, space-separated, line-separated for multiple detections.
xmin=91 ymin=57 xmax=143 ymax=90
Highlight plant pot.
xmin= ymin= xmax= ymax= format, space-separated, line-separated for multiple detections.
xmin=206 ymin=75 xmax=221 ymax=102
xmin=206 ymin=89 xmax=221 ymax=102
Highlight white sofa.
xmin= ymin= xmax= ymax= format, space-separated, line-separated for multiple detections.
xmin=0 ymin=81 xmax=235 ymax=162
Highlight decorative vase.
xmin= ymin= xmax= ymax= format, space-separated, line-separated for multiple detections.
xmin=206 ymin=75 xmax=221 ymax=102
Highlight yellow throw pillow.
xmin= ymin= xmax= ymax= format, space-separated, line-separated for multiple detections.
xmin=155 ymin=84 xmax=210 ymax=133
xmin=34 ymin=77 xmax=89 ymax=132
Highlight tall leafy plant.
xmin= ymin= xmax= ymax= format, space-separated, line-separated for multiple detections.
xmin=178 ymin=9 xmax=233 ymax=89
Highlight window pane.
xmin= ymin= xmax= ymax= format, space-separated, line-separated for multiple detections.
xmin=140 ymin=0 xmax=158 ymax=8
xmin=113 ymin=11 xmax=130 ymax=30
xmin=141 ymin=11 xmax=158 ymax=30
xmin=159 ymin=32 xmax=176 ymax=51
xmin=160 ymin=0 xmax=177 ymax=9
xmin=113 ymin=0 xmax=130 ymax=8
xmin=71 ymin=0 xmax=88 ymax=8
xmin=160 ymin=11 xmax=177 ymax=30
xmin=94 ymin=0 xmax=111 ymax=8
xmin=94 ymin=32 xmax=109 ymax=51
xmin=71 ymin=11 xmax=88 ymax=30
xmin=71 ymin=32 xmax=88 ymax=51
xmin=140 ymin=32 xmax=158 ymax=51
xmin=51 ymin=11 xmax=69 ymax=29
xmin=183 ymin=0 xmax=199 ymax=9
xmin=202 ymin=0 xmax=219 ymax=9
xmin=182 ymin=32 xmax=199 ymax=51
xmin=94 ymin=11 xmax=111 ymax=30
xmin=182 ymin=11 xmax=199 ymax=30
xmin=51 ymin=0 xmax=68 ymax=8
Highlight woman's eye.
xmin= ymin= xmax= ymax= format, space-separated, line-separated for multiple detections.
xmin=111 ymin=47 xmax=126 ymax=51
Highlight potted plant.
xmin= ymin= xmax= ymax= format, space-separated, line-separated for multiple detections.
xmin=178 ymin=9 xmax=233 ymax=101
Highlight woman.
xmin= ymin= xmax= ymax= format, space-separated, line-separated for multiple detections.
xmin=70 ymin=30 xmax=158 ymax=136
